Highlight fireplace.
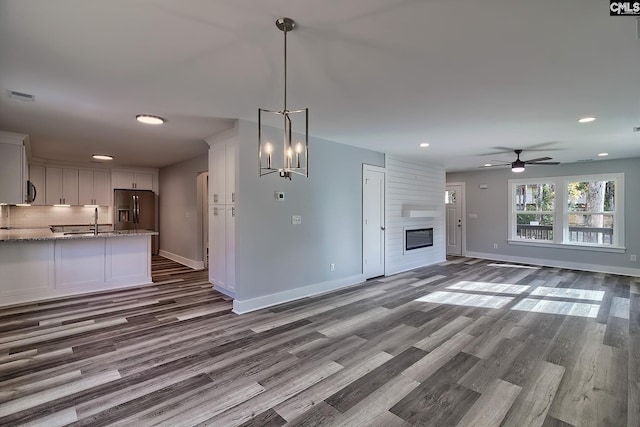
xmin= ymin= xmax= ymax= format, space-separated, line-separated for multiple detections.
xmin=405 ymin=228 xmax=433 ymax=251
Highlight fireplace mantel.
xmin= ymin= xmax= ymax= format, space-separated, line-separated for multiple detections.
xmin=401 ymin=206 xmax=441 ymax=218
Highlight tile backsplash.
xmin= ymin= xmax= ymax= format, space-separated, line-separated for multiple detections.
xmin=2 ymin=206 xmax=112 ymax=229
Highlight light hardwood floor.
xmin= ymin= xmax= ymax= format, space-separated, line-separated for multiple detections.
xmin=0 ymin=256 xmax=637 ymax=426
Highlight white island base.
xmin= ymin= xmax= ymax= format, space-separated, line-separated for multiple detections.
xmin=0 ymin=233 xmax=153 ymax=307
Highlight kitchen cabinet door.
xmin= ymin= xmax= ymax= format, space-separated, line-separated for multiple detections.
xmin=78 ymin=169 xmax=110 ymax=206
xmin=45 ymin=167 xmax=62 ymax=205
xmin=112 ymin=171 xmax=154 ymax=191
xmin=133 ymin=172 xmax=154 ymax=191
xmin=209 ymin=144 xmax=226 ymax=204
xmin=0 ymin=141 xmax=26 ymax=204
xmin=93 ymin=170 xmax=110 ymax=205
xmin=46 ymin=167 xmax=79 ymax=205
xmin=112 ymin=171 xmax=135 ymax=189
xmin=78 ymin=169 xmax=94 ymax=205
xmin=209 ymin=205 xmax=226 ymax=288
xmin=225 ymin=205 xmax=236 ymax=291
xmin=225 ymin=144 xmax=236 ymax=204
xmin=62 ymin=168 xmax=79 ymax=205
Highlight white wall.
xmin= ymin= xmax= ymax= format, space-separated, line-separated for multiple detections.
xmin=447 ymin=157 xmax=640 ymax=276
xmin=159 ymin=154 xmax=208 ymax=268
xmin=232 ymin=120 xmax=385 ymax=311
xmin=385 ymin=155 xmax=446 ymax=274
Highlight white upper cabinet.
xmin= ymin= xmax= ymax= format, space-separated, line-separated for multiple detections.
xmin=208 ymin=142 xmax=236 ymax=204
xmin=112 ymin=170 xmax=155 ymax=191
xmin=78 ymin=169 xmax=111 ymax=205
xmin=45 ymin=167 xmax=79 ymax=205
xmin=0 ymin=132 xmax=28 ymax=205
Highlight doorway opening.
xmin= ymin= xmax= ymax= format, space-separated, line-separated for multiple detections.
xmin=197 ymin=172 xmax=209 ymax=269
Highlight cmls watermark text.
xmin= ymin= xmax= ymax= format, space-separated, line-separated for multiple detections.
xmin=610 ymin=1 xmax=640 ymax=15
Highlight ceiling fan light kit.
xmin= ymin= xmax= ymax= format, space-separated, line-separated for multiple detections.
xmin=481 ymin=148 xmax=560 ymax=172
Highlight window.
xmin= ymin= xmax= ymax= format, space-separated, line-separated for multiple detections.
xmin=514 ymin=182 xmax=555 ymax=241
xmin=508 ymin=173 xmax=624 ymax=251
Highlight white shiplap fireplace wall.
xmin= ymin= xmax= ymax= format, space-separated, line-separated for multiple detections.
xmin=385 ymin=155 xmax=446 ymax=275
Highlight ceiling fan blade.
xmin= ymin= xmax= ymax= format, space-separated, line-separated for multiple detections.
xmin=524 ymin=141 xmax=560 ymax=150
xmin=523 ymin=157 xmax=552 ymax=163
xmin=479 ymin=147 xmax=515 ymax=156
xmin=479 ymin=164 xmax=509 ymax=168
xmin=528 ymin=161 xmax=561 ymax=165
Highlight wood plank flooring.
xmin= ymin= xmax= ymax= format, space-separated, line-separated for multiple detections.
xmin=0 ymin=256 xmax=637 ymax=426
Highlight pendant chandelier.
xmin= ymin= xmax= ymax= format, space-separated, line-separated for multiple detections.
xmin=258 ymin=17 xmax=309 ymax=180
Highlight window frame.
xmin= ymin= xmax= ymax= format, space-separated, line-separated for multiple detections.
xmin=507 ymin=173 xmax=625 ymax=252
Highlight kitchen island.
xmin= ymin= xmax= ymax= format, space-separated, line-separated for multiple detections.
xmin=0 ymin=228 xmax=158 ymax=307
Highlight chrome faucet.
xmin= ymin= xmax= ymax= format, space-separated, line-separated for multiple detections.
xmin=93 ymin=207 xmax=98 ymax=236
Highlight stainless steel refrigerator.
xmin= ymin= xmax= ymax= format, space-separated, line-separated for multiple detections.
xmin=114 ymin=189 xmax=158 ymax=254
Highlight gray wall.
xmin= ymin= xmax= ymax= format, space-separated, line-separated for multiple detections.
xmin=447 ymin=157 xmax=640 ymax=274
xmin=159 ymin=154 xmax=208 ymax=263
xmin=235 ymin=120 xmax=385 ymax=301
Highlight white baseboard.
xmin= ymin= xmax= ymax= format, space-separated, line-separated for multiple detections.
xmin=464 ymin=251 xmax=640 ymax=277
xmin=232 ymin=274 xmax=367 ymax=314
xmin=158 ymin=250 xmax=205 ymax=270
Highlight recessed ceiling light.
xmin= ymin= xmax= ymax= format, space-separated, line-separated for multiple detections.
xmin=484 ymin=163 xmax=492 ymax=167
xmin=578 ymin=117 xmax=596 ymax=123
xmin=136 ymin=114 xmax=166 ymax=125
xmin=597 ymin=152 xmax=608 ymax=157
xmin=92 ymin=154 xmax=113 ymax=161
xmin=419 ymin=142 xmax=429 ymax=147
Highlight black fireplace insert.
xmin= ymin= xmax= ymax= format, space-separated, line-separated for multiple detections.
xmin=406 ymin=228 xmax=433 ymax=251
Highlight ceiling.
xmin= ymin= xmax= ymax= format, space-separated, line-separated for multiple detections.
xmin=0 ymin=0 xmax=638 ymax=171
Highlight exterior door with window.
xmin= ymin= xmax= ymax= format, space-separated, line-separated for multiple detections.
xmin=446 ymin=184 xmax=463 ymax=256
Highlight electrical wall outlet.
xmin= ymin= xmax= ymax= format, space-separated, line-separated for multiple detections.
xmin=493 ymin=243 xmax=498 ymax=249
xmin=330 ymin=263 xmax=335 ymax=271
xmin=292 ymin=215 xmax=302 ymax=225
xmin=631 ymin=254 xmax=637 ymax=262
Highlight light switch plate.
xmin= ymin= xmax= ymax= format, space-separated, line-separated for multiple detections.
xmin=292 ymin=215 xmax=302 ymax=225
xmin=275 ymin=191 xmax=285 ymax=201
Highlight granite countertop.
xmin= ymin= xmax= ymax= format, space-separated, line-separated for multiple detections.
xmin=0 ymin=228 xmax=158 ymax=242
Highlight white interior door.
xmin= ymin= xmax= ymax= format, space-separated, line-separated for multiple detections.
xmin=446 ymin=184 xmax=463 ymax=256
xmin=363 ymin=165 xmax=385 ymax=279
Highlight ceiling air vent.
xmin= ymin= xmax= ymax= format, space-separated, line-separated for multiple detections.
xmin=7 ymin=90 xmax=35 ymax=102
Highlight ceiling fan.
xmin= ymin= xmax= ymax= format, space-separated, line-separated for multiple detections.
xmin=481 ymin=149 xmax=560 ymax=173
